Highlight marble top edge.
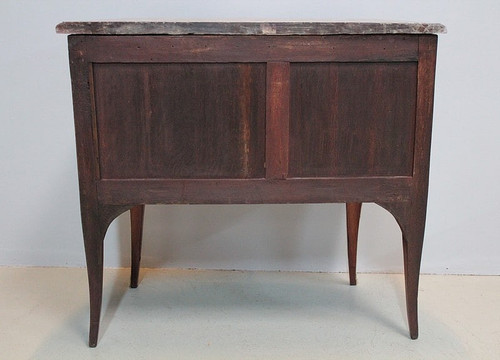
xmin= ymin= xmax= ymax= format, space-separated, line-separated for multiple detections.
xmin=56 ymin=21 xmax=446 ymax=35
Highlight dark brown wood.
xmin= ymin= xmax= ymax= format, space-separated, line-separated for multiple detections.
xmin=377 ymin=200 xmax=424 ymax=340
xmin=96 ymin=178 xmax=412 ymax=205
xmin=376 ymin=35 xmax=438 ymax=340
xmin=64 ymin=31 xmax=440 ymax=346
xmin=69 ymin=36 xmax=137 ymax=347
xmin=130 ymin=205 xmax=145 ymax=288
xmin=266 ymin=62 xmax=290 ymax=179
xmin=289 ymin=62 xmax=417 ymax=177
xmin=68 ymin=36 xmax=104 ymax=348
xmin=405 ymin=35 xmax=437 ymax=340
xmin=93 ymin=63 xmax=266 ymax=179
xmin=69 ymin=35 xmax=419 ymax=63
xmin=346 ymin=202 xmax=362 ymax=285
xmin=81 ymin=210 xmax=103 ymax=348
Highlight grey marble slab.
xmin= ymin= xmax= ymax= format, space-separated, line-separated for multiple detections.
xmin=56 ymin=21 xmax=446 ymax=35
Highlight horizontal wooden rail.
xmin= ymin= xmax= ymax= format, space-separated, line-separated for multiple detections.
xmin=70 ymin=35 xmax=419 ymax=63
xmin=97 ymin=177 xmax=412 ymax=205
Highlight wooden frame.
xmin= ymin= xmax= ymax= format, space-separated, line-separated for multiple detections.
xmin=65 ymin=31 xmax=438 ymax=347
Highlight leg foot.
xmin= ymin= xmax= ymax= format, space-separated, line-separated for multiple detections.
xmin=89 ymin=325 xmax=99 ymax=347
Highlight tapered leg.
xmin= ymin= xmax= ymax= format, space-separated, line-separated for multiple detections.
xmin=377 ymin=201 xmax=426 ymax=339
xmin=399 ymin=204 xmax=426 ymax=340
xmin=81 ymin=204 xmax=131 ymax=347
xmin=81 ymin=214 xmax=105 ymax=348
xmin=346 ymin=202 xmax=362 ymax=285
xmin=402 ymin=230 xmax=424 ymax=339
xmin=130 ymin=205 xmax=145 ymax=288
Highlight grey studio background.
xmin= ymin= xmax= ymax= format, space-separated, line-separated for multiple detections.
xmin=1 ymin=0 xmax=499 ymax=276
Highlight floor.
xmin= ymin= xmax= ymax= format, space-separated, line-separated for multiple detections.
xmin=0 ymin=268 xmax=498 ymax=360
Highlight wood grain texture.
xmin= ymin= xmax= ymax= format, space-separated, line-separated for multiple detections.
xmin=69 ymin=35 xmax=419 ymax=63
xmin=64 ymin=31 xmax=441 ymax=346
xmin=376 ymin=35 xmax=438 ymax=340
xmin=289 ymin=62 xmax=417 ymax=177
xmin=68 ymin=36 xmax=104 ymax=347
xmin=266 ymin=62 xmax=290 ymax=179
xmin=93 ymin=63 xmax=266 ymax=179
xmin=405 ymin=35 xmax=438 ymax=340
xmin=96 ymin=178 xmax=412 ymax=205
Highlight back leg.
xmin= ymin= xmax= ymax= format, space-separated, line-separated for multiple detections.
xmin=130 ymin=205 xmax=145 ymax=288
xmin=346 ymin=202 xmax=362 ymax=285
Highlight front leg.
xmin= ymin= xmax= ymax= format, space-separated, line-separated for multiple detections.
xmin=81 ymin=203 xmax=131 ymax=347
xmin=81 ymin=208 xmax=105 ymax=347
xmin=377 ymin=200 xmax=426 ymax=339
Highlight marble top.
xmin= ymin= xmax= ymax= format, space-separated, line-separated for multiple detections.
xmin=56 ymin=21 xmax=446 ymax=35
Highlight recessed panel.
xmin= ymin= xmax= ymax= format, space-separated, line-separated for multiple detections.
xmin=289 ymin=62 xmax=417 ymax=177
xmin=93 ymin=63 xmax=266 ymax=179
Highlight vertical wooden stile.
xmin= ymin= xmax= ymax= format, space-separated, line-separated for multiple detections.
xmin=266 ymin=62 xmax=290 ymax=179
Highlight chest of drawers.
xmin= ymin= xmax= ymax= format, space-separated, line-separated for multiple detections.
xmin=57 ymin=21 xmax=445 ymax=346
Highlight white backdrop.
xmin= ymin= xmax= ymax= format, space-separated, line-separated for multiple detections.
xmin=1 ymin=0 xmax=499 ymax=275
